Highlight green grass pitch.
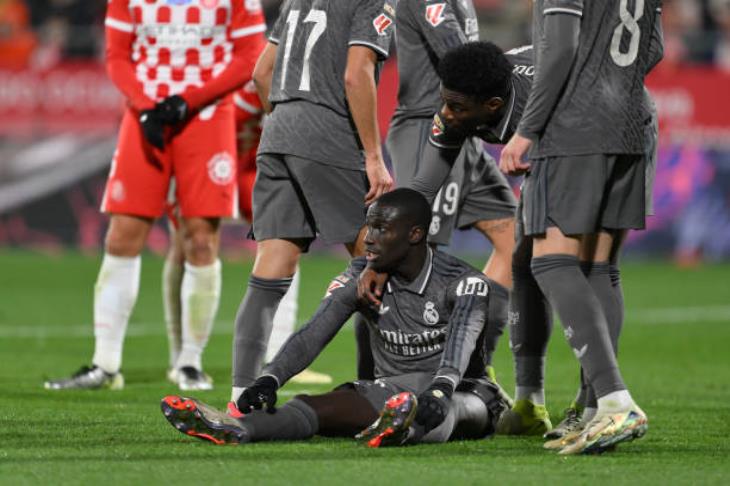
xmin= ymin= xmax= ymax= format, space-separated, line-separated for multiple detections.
xmin=1 ymin=250 xmax=729 ymax=484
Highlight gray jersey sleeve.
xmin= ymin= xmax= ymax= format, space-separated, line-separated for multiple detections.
xmin=517 ymin=6 xmax=581 ymax=140
xmin=647 ymin=3 xmax=664 ymax=73
xmin=409 ymin=112 xmax=465 ymax=203
xmin=432 ymin=275 xmax=490 ymax=389
xmin=411 ymin=0 xmax=467 ymax=59
xmin=349 ymin=0 xmax=395 ymax=60
xmin=261 ymin=262 xmax=364 ymax=385
xmin=268 ymin=0 xmax=291 ymax=44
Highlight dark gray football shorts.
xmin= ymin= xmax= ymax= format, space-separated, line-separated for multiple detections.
xmin=387 ymin=117 xmax=516 ymax=246
xmin=252 ymin=153 xmax=368 ymax=250
xmin=522 ymin=153 xmax=646 ymax=236
xmin=335 ymin=372 xmax=434 ymax=411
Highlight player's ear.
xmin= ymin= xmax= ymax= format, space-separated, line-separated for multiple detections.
xmin=485 ymin=96 xmax=504 ymax=113
xmin=409 ymin=225 xmax=425 ymax=244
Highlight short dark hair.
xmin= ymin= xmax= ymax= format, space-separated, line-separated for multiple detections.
xmin=438 ymin=41 xmax=512 ymax=100
xmin=373 ymin=188 xmax=432 ymax=233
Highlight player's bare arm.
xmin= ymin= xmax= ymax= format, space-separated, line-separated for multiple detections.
xmin=253 ymin=42 xmax=278 ymax=114
xmin=345 ymin=45 xmax=393 ymax=205
xmin=500 ymin=12 xmax=580 ymax=176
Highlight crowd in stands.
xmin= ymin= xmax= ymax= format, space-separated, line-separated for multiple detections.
xmin=1 ymin=0 xmax=730 ymax=70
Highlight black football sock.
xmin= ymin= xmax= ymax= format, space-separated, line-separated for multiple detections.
xmin=483 ymin=281 xmax=509 ymax=366
xmin=232 ymin=275 xmax=292 ymax=387
xmin=531 ymin=255 xmax=625 ymax=398
xmin=242 ymin=398 xmax=318 ymax=442
xmin=609 ymin=263 xmax=625 ymax=346
xmin=511 ymin=258 xmax=552 ymax=394
xmin=296 ymin=390 xmax=378 ymax=437
xmin=581 ymin=261 xmax=622 ymax=353
xmin=354 ymin=314 xmax=375 ymax=380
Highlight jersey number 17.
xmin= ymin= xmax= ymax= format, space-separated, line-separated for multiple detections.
xmin=280 ymin=9 xmax=328 ymax=92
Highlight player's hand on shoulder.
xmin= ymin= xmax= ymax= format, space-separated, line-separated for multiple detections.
xmin=499 ymin=132 xmax=532 ymax=176
xmin=415 ymin=379 xmax=453 ymax=432
xmin=364 ymin=152 xmax=393 ymax=206
xmin=237 ymin=375 xmax=279 ymax=414
xmin=138 ymin=109 xmax=166 ymax=150
xmin=357 ymin=267 xmax=388 ymax=307
xmin=156 ymin=95 xmax=189 ymax=126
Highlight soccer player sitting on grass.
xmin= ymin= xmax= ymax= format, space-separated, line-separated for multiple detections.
xmin=161 ymin=189 xmax=510 ymax=446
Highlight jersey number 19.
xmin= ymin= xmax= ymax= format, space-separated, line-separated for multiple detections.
xmin=280 ymin=9 xmax=328 ymax=91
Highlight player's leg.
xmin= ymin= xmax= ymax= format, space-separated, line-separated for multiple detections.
xmin=161 ymin=386 xmax=379 ymax=444
xmin=45 ymin=109 xmax=170 ymax=390
xmin=496 ymin=202 xmax=553 ymax=435
xmin=527 ymin=155 xmax=646 ymax=454
xmin=230 ymin=153 xmax=318 ymax=402
xmin=171 ymin=106 xmax=238 ymax=391
xmin=162 ymin=215 xmax=185 ymax=377
xmin=453 ymin=145 xmax=517 ymax=382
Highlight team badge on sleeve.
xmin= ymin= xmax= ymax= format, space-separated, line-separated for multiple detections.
xmin=373 ymin=14 xmax=393 ymax=36
xmin=324 ymin=275 xmax=350 ymax=298
xmin=425 ymin=3 xmax=446 ymax=27
xmin=456 ymin=277 xmax=488 ymax=297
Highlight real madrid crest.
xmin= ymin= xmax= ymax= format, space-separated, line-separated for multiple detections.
xmin=423 ymin=301 xmax=439 ymax=326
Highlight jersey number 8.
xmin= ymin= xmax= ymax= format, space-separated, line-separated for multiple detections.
xmin=280 ymin=9 xmax=328 ymax=92
xmin=610 ymin=0 xmax=644 ymax=67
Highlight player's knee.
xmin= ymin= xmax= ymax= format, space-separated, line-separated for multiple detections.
xmin=104 ymin=226 xmax=145 ymax=257
xmin=183 ymin=231 xmax=218 ymax=265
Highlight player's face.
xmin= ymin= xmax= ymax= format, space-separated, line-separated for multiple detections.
xmin=440 ymin=87 xmax=500 ymax=134
xmin=363 ymin=205 xmax=412 ymax=273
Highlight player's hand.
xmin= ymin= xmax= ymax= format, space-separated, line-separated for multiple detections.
xmin=357 ymin=267 xmax=388 ymax=307
xmin=139 ymin=109 xmax=166 ymax=150
xmin=237 ymin=375 xmax=278 ymax=414
xmin=156 ymin=95 xmax=189 ymax=125
xmin=415 ymin=380 xmax=453 ymax=433
xmin=499 ymin=133 xmax=532 ymax=176
xmin=364 ymin=153 xmax=393 ymax=206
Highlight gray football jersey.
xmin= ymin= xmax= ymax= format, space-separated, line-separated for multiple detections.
xmin=529 ymin=0 xmax=662 ymax=157
xmin=393 ymin=0 xmax=479 ymax=119
xmin=262 ymin=250 xmax=491 ymax=387
xmin=258 ymin=0 xmax=395 ymax=169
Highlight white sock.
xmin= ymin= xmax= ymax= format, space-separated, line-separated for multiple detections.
xmin=231 ymin=386 xmax=244 ymax=403
xmin=92 ymin=254 xmax=141 ymax=374
xmin=581 ymin=407 xmax=597 ymax=424
xmin=162 ymin=256 xmax=184 ymax=368
xmin=516 ymin=386 xmax=545 ymax=406
xmin=175 ymin=259 xmax=221 ymax=371
xmin=597 ymin=390 xmax=634 ymax=412
xmin=265 ymin=266 xmax=300 ymax=362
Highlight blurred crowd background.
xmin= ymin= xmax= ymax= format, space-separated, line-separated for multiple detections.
xmin=1 ymin=0 xmax=729 ymax=264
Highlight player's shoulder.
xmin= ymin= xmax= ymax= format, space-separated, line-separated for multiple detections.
xmin=505 ymin=45 xmax=534 ymax=70
xmin=432 ymin=250 xmax=490 ymax=297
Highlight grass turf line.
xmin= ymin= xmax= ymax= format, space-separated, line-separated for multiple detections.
xmin=0 ymin=250 xmax=729 ymax=484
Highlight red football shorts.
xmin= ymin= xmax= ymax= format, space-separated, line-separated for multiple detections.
xmin=101 ymin=103 xmax=237 ymax=219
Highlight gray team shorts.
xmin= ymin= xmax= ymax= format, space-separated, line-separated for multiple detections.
xmin=252 ymin=153 xmax=368 ymax=249
xmin=522 ymin=153 xmax=646 ymax=236
xmin=387 ymin=117 xmax=516 ymax=246
xmin=335 ymin=372 xmax=434 ymax=411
